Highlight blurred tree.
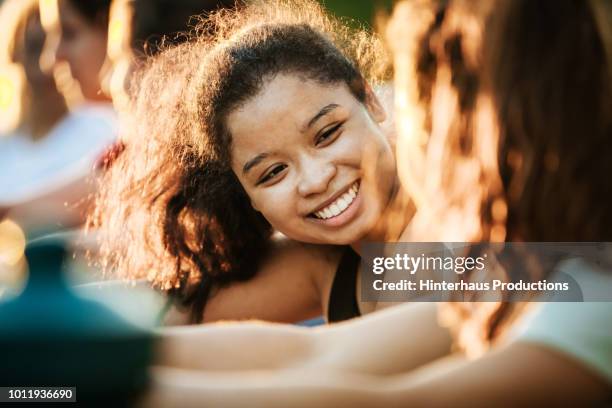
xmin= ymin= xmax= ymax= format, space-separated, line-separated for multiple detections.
xmin=319 ymin=0 xmax=393 ymax=30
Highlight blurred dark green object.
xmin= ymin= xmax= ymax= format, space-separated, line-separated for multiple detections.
xmin=319 ymin=0 xmax=393 ymax=29
xmin=0 ymin=236 xmax=153 ymax=407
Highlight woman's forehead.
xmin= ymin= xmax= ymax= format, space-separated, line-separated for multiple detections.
xmin=227 ymin=74 xmax=354 ymax=142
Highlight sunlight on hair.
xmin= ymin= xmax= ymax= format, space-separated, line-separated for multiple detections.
xmin=103 ymin=0 xmax=133 ymax=113
xmin=107 ymin=0 xmax=131 ymax=59
xmin=386 ymin=1 xmax=432 ymax=214
xmin=38 ymin=0 xmax=58 ymax=30
xmin=589 ymin=0 xmax=612 ymax=85
xmin=0 ymin=65 xmax=23 ymax=133
xmin=0 ymin=74 xmax=14 ymax=109
xmin=0 ymin=0 xmax=36 ymax=133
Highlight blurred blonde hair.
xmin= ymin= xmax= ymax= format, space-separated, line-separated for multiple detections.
xmin=0 ymin=0 xmax=39 ymax=134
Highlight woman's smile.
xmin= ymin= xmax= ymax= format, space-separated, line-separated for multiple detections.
xmin=307 ymin=180 xmax=361 ymax=227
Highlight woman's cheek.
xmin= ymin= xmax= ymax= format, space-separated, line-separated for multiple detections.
xmin=329 ymin=130 xmax=364 ymax=166
xmin=252 ymin=190 xmax=294 ymax=229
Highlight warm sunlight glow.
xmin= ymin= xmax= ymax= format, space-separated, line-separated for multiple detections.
xmin=0 ymin=66 xmax=23 ymax=133
xmin=39 ymin=0 xmax=58 ymax=31
xmin=0 ymin=219 xmax=26 ymax=267
xmin=0 ymin=73 xmax=15 ymax=111
xmin=386 ymin=1 xmax=433 ymax=212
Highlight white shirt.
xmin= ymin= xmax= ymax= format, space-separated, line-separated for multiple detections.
xmin=0 ymin=103 xmax=116 ymax=206
xmin=511 ymin=258 xmax=612 ymax=383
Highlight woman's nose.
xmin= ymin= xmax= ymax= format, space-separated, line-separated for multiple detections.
xmin=297 ymin=161 xmax=336 ymax=197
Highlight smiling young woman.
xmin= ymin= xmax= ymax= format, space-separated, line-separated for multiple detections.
xmin=90 ymin=0 xmax=413 ymax=325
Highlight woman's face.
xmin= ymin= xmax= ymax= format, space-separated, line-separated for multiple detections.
xmin=229 ymin=74 xmax=397 ymax=245
xmin=45 ymin=0 xmax=109 ymax=102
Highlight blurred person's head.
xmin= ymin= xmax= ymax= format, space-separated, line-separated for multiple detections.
xmin=390 ymin=0 xmax=611 ymax=351
xmin=400 ymin=0 xmax=612 ymax=242
xmin=101 ymin=0 xmax=239 ymax=111
xmin=485 ymin=0 xmax=612 ymax=243
xmin=40 ymin=0 xmax=111 ymax=103
xmin=0 ymin=0 xmax=66 ymax=137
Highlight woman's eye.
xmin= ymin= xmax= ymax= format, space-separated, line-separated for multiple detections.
xmin=315 ymin=122 xmax=343 ymax=146
xmin=258 ymin=164 xmax=287 ymax=185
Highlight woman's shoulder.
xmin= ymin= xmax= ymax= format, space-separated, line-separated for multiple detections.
xmin=509 ymin=258 xmax=612 ymax=383
xmin=199 ymin=236 xmax=345 ymax=323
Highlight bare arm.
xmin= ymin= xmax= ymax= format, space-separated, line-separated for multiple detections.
xmin=143 ymin=341 xmax=610 ymax=408
xmin=383 ymin=341 xmax=610 ymax=407
xmin=156 ymin=301 xmax=451 ymax=376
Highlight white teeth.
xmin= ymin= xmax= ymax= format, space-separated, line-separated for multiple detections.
xmin=330 ymin=204 xmax=341 ymax=216
xmin=312 ymin=182 xmax=359 ymax=220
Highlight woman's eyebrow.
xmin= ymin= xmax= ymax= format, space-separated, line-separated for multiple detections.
xmin=243 ymin=152 xmax=269 ymax=174
xmin=242 ymin=104 xmax=341 ymax=174
xmin=303 ymin=103 xmax=340 ymax=131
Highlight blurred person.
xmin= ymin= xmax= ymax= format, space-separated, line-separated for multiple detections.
xmin=0 ymin=0 xmax=66 ymax=296
xmin=0 ymin=0 xmax=108 ymax=229
xmin=138 ymin=0 xmax=612 ymax=406
xmin=0 ymin=0 xmax=118 ymax=229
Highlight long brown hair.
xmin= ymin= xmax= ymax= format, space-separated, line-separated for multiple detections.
xmin=90 ymin=0 xmax=390 ymax=323
xmin=406 ymin=0 xmax=611 ymax=352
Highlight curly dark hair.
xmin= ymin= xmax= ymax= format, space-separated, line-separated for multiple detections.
xmin=411 ymin=0 xmax=612 ymax=352
xmin=89 ymin=0 xmax=390 ymax=323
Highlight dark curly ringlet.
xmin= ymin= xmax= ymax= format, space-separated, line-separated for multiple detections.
xmin=89 ymin=0 xmax=390 ymax=323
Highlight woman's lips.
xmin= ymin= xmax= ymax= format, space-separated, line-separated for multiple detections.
xmin=307 ymin=181 xmax=362 ymax=228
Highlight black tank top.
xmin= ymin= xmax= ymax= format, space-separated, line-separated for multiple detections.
xmin=327 ymin=246 xmax=362 ymax=323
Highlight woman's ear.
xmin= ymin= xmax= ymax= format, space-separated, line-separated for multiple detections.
xmin=364 ymin=81 xmax=387 ymax=123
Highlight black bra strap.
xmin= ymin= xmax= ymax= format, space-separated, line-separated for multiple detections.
xmin=327 ymin=246 xmax=361 ymax=323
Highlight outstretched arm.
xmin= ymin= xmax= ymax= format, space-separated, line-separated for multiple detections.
xmin=143 ymin=341 xmax=610 ymax=408
xmin=155 ymin=302 xmax=451 ymax=376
